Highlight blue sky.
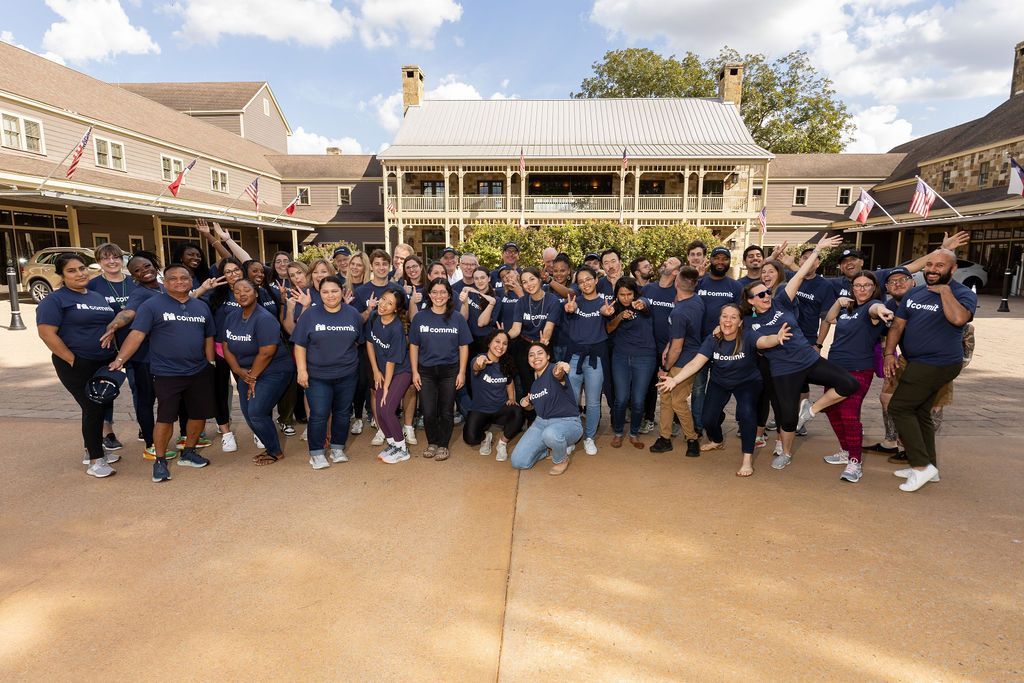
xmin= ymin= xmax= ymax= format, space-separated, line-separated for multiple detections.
xmin=2 ymin=1 xmax=1020 ymax=156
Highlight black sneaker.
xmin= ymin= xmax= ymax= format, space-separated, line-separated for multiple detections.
xmin=686 ymin=439 xmax=701 ymax=457
xmin=887 ymin=450 xmax=909 ymax=464
xmin=102 ymin=433 xmax=123 ymax=451
xmin=177 ymin=448 xmax=210 ymax=468
xmin=649 ymin=437 xmax=673 ymax=453
xmin=137 ymin=429 xmax=144 ymax=442
xmin=152 ymin=458 xmax=171 ymax=483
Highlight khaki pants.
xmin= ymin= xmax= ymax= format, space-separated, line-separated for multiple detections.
xmin=660 ymin=367 xmax=697 ymax=440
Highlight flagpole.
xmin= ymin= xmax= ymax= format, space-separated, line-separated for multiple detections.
xmin=149 ymin=185 xmax=172 ymax=206
xmin=35 ymin=133 xmax=88 ymax=191
xmin=220 ymin=179 xmax=255 ymax=215
xmin=269 ymin=196 xmax=299 ymax=224
xmin=916 ymin=176 xmax=964 ymax=218
xmin=859 ymin=187 xmax=898 ymax=224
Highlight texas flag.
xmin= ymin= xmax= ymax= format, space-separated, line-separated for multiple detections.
xmin=1009 ymin=158 xmax=1024 ymax=197
xmin=851 ymin=189 xmax=876 ymax=224
xmin=167 ymin=158 xmax=197 ymax=197
xmin=284 ymin=193 xmax=300 ymax=216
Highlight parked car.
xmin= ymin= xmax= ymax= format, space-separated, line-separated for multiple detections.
xmin=901 ymin=258 xmax=988 ymax=291
xmin=20 ymin=247 xmax=104 ymax=302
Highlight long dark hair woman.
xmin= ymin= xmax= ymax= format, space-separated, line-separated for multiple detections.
xmin=605 ymin=276 xmax=656 ymax=449
xmin=36 ymin=253 xmax=118 ymax=478
xmin=366 ymin=288 xmax=413 ymax=464
xmin=409 ymin=277 xmax=473 ymax=462
xmin=172 ymin=241 xmax=211 ymax=292
xmin=242 ymin=259 xmax=283 ymax=322
xmin=463 ymin=330 xmax=525 ymax=462
xmin=508 ymin=266 xmax=562 ymax=399
xmin=562 ymin=265 xmax=608 ymax=456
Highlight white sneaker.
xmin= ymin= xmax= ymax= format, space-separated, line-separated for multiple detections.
xmin=454 ymin=412 xmax=464 ymax=425
xmin=796 ymin=399 xmax=815 ymax=433
xmin=83 ymin=450 xmax=120 ymax=465
xmin=309 ymin=453 xmax=330 ymax=469
xmin=330 ymin=447 xmax=349 ymax=463
xmin=899 ymin=464 xmax=939 ymax=492
xmin=894 ymin=467 xmax=940 ymax=482
xmin=382 ymin=447 xmax=410 ymax=464
xmin=773 ymin=440 xmax=784 ymax=457
xmin=221 ymin=431 xmax=237 ymax=453
xmin=583 ymin=438 xmax=598 ymax=455
xmin=403 ymin=425 xmax=418 ymax=445
xmin=771 ymin=452 xmax=792 ymax=470
xmin=639 ymin=419 xmax=655 ymax=434
xmin=479 ymin=431 xmax=493 ymax=456
xmin=566 ymin=443 xmax=576 ymax=457
xmin=840 ymin=461 xmax=862 ymax=483
xmin=370 ymin=428 xmax=386 ymax=446
xmin=300 ymin=428 xmax=308 ymax=441
xmin=496 ymin=440 xmax=508 ymax=462
xmin=350 ymin=418 xmax=364 ymax=435
xmin=86 ymin=460 xmax=116 ymax=478
xmin=253 ymin=434 xmax=265 ymax=450
xmin=823 ymin=449 xmax=849 ymax=465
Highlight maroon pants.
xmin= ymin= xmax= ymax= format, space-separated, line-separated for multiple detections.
xmin=374 ymin=371 xmax=412 ymax=443
xmin=824 ymin=368 xmax=874 ymax=463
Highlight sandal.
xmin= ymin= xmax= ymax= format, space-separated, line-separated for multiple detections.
xmin=252 ymin=452 xmax=281 ymax=466
xmin=629 ymin=436 xmax=644 ymax=450
xmin=736 ymin=465 xmax=754 ymax=477
xmin=611 ymin=435 xmax=623 ymax=448
xmin=435 ymin=447 xmax=450 ymax=462
xmin=701 ymin=441 xmax=725 ymax=452
xmin=423 ymin=445 xmax=438 ymax=459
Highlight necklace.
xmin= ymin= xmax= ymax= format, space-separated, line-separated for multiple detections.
xmin=528 ymin=293 xmax=544 ymax=321
xmin=106 ymin=276 xmax=127 ymax=302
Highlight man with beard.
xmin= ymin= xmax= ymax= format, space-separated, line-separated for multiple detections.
xmin=828 ymin=231 xmax=969 ymax=298
xmin=640 ymin=256 xmax=682 ymax=434
xmin=692 ymin=246 xmax=744 ymax=436
xmin=883 ymin=250 xmax=976 ymax=492
xmin=738 ymin=245 xmax=765 ymax=287
xmin=491 ymin=242 xmax=521 ymax=288
xmin=629 ymin=256 xmax=654 ymax=287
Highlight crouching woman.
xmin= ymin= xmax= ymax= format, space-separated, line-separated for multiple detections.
xmin=510 ymin=342 xmax=582 ymax=476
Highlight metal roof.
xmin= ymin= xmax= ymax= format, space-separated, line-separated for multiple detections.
xmin=379 ymin=99 xmax=773 ymax=161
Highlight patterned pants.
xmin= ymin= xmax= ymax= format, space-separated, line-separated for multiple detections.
xmin=824 ymin=368 xmax=874 ymax=463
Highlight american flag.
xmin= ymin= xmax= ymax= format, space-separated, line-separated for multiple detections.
xmin=622 ymin=147 xmax=629 ymax=173
xmin=519 ymin=148 xmax=525 ymax=175
xmin=909 ymin=178 xmax=937 ymax=218
xmin=284 ymin=193 xmax=300 ymax=216
xmin=65 ymin=127 xmax=92 ymax=179
xmin=757 ymin=206 xmax=767 ymax=236
xmin=1009 ymin=158 xmax=1024 ymax=197
xmin=852 ymin=189 xmax=876 ymax=224
xmin=386 ymin=196 xmax=396 ymax=214
xmin=168 ymin=158 xmax=197 ymax=197
xmin=244 ymin=177 xmax=260 ymax=208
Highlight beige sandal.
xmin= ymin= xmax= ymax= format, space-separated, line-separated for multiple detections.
xmin=701 ymin=441 xmax=725 ymax=452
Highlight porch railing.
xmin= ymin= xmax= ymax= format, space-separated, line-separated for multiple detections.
xmin=401 ymin=195 xmax=446 ymax=211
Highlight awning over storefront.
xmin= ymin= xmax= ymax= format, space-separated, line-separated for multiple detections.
xmin=843 ymin=208 xmax=1024 ymax=233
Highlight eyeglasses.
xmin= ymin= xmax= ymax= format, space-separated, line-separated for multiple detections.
xmin=886 ymin=277 xmax=911 ymax=287
xmin=751 ymin=290 xmax=771 ymax=300
xmin=852 ymin=283 xmax=874 ymax=290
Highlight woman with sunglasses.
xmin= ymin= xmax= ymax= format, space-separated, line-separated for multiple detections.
xmin=510 ymin=342 xmax=582 ymax=476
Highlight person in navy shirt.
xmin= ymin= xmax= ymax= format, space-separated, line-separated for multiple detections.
xmin=745 ymin=235 xmax=858 ymax=470
xmin=201 ymin=256 xmax=246 ymax=453
xmin=659 ymin=303 xmax=763 ymax=476
xmin=884 ymin=249 xmax=976 ymax=492
xmin=495 ymin=266 xmax=523 ymax=332
xmin=605 ymin=277 xmax=656 ymax=449
xmin=366 ymin=288 xmax=413 ymax=464
xmin=650 ymin=266 xmax=704 ymax=456
xmin=243 ymin=259 xmax=282 ymax=322
xmin=508 ymin=267 xmax=562 ymax=399
xmin=36 ymin=253 xmax=117 ymax=477
xmin=409 ymin=277 xmax=473 ymax=461
xmin=222 ymin=279 xmax=295 ymax=466
xmin=563 ymin=266 xmax=610 ymax=455
xmin=110 ymin=263 xmax=218 ymax=481
xmin=510 ymin=342 xmax=583 ymax=476
xmin=292 ymin=275 xmax=365 ymax=470
xmin=462 ymin=330 xmax=525 ymax=462
xmin=737 ymin=245 xmax=765 ymax=288
xmin=640 ymin=256 xmax=682 ymax=435
xmin=459 ymin=266 xmax=500 ymax=351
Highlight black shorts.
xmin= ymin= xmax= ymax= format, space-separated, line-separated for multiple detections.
xmin=154 ymin=366 xmax=217 ymax=423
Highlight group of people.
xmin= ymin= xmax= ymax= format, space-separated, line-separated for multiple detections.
xmin=36 ymin=219 xmax=976 ymax=492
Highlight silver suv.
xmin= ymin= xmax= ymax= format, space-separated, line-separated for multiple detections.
xmin=21 ymin=246 xmax=103 ymax=302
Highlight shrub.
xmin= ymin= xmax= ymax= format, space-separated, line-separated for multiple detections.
xmin=297 ymin=241 xmax=357 ymax=265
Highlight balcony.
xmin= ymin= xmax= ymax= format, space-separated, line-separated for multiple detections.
xmin=401 ymin=195 xmax=447 ymax=211
xmin=399 ymin=194 xmax=756 ymax=214
xmin=525 ymin=195 xmax=625 ymax=213
xmin=461 ymin=195 xmax=513 ymax=212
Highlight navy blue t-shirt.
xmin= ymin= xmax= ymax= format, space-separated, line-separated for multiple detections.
xmin=470 ymin=355 xmax=512 ymax=413
xmin=610 ymin=300 xmax=656 ymax=356
xmin=896 ymin=282 xmax=976 ymax=365
xmin=528 ymin=365 xmax=580 ymax=419
xmin=223 ymin=306 xmax=294 ymax=374
xmin=408 ymin=309 xmax=472 ymax=367
xmin=828 ymin=302 xmax=885 ymax=371
xmin=596 ymin=277 xmax=616 ymax=303
xmin=36 ymin=287 xmax=116 ymax=360
xmin=123 ymin=285 xmax=163 ymax=363
xmin=668 ymin=296 xmax=706 ymax=368
xmin=464 ymin=290 xmax=498 ymax=338
xmin=747 ymin=290 xmax=819 ymax=377
xmin=737 ymin=274 xmax=760 ymax=289
xmin=513 ymin=292 xmax=562 ymax=341
xmin=256 ymin=286 xmax=280 ymax=320
xmin=696 ymin=275 xmax=744 ymax=336
xmin=86 ymin=275 xmax=136 ymax=313
xmin=366 ymin=315 xmax=411 ymax=375
xmin=352 ymin=280 xmax=403 ymax=314
xmin=497 ymin=290 xmax=521 ymax=330
xmin=830 ymin=269 xmax=894 ymax=299
xmin=698 ymin=333 xmax=762 ymax=390
xmin=291 ymin=305 xmax=364 ymax=379
xmin=641 ymin=282 xmax=677 ymax=350
xmin=564 ymin=295 xmax=608 ymax=348
xmin=795 ymin=275 xmax=837 ymax=344
xmin=131 ymin=293 xmax=215 ymax=377
xmin=212 ymin=290 xmax=242 ymax=341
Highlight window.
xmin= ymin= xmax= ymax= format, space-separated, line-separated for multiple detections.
xmin=160 ymin=155 xmax=184 ymax=182
xmin=211 ymin=168 xmax=229 ymax=193
xmin=297 ymin=186 xmax=310 ymax=205
xmin=639 ymin=179 xmax=665 ymax=195
xmin=793 ymin=187 xmax=807 ymax=206
xmin=91 ymin=233 xmax=110 ymax=248
xmin=837 ymin=187 xmax=852 ymax=206
xmin=1 ymin=112 xmax=44 ymax=153
xmin=422 ymin=180 xmax=444 ymax=196
xmin=751 ymin=183 xmax=763 ymax=198
xmin=941 ymin=170 xmax=951 ymax=192
xmin=478 ymin=180 xmax=504 ymax=195
xmin=979 ymin=161 xmax=990 ymax=188
xmin=262 ymin=98 xmax=270 ymax=116
xmin=128 ymin=235 xmax=145 ymax=253
xmin=702 ymin=179 xmax=724 ymax=196
xmin=338 ymin=187 xmax=352 ymax=205
xmin=94 ymin=136 xmax=126 ymax=171
xmin=378 ymin=187 xmax=385 ymax=205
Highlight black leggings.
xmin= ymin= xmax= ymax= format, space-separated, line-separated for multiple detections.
xmin=53 ymin=355 xmax=110 ymax=461
xmin=463 ymin=404 xmax=526 ymax=445
xmin=756 ymin=354 xmax=781 ymax=429
xmin=772 ymin=358 xmax=859 ymax=432
xmin=214 ymin=354 xmax=232 ymax=426
xmin=512 ymin=337 xmax=536 ymax=401
xmin=353 ymin=346 xmax=372 ymax=420
xmin=129 ymin=360 xmax=156 ymax=447
xmin=419 ymin=362 xmax=459 ymax=447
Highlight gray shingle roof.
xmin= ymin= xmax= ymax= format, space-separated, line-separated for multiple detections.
xmin=379 ymin=98 xmax=772 ymax=161
xmin=117 ymin=82 xmax=265 ymax=112
xmin=770 ymin=153 xmax=905 ymax=179
xmin=266 ymin=154 xmax=381 ymax=179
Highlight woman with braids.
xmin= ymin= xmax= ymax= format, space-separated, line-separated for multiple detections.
xmin=242 ymin=259 xmax=283 ymax=322
xmin=604 ymin=276 xmax=656 ymax=449
xmin=463 ymin=330 xmax=525 ymax=462
xmin=366 ymin=288 xmax=413 ymax=465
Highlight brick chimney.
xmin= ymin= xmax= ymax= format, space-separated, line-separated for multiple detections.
xmin=325 ymin=147 xmax=342 ymax=155
xmin=402 ymin=65 xmax=425 ymax=114
xmin=718 ymin=62 xmax=743 ymax=108
xmin=1013 ymin=40 xmax=1024 ymax=98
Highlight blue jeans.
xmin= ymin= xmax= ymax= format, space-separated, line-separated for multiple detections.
xmin=305 ymin=373 xmax=358 ymax=455
xmin=690 ymin=365 xmax=710 ymax=433
xmin=236 ymin=370 xmax=293 ymax=456
xmin=510 ymin=416 xmax=583 ymax=469
xmin=567 ymin=354 xmax=603 ymax=439
xmin=103 ymin=363 xmax=139 ymax=425
xmin=703 ymin=380 xmax=761 ymax=453
xmin=611 ymin=351 xmax=657 ymax=437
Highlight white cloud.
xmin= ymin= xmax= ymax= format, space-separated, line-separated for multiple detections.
xmin=357 ymin=0 xmax=462 ymax=49
xmin=41 ymin=0 xmax=159 ymax=62
xmin=0 ymin=30 xmax=65 ymax=65
xmin=377 ymin=142 xmax=391 ymax=153
xmin=453 ymin=35 xmax=464 ymax=48
xmin=365 ymin=74 xmax=513 ymax=133
xmin=172 ymin=0 xmax=355 ymax=47
xmin=287 ymin=126 xmax=364 ymax=154
xmin=846 ymin=105 xmax=915 ymax=152
xmin=500 ymin=78 xmax=510 ymax=89
xmin=368 ymin=91 xmax=404 ymax=133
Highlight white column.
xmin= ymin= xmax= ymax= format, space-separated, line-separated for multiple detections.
xmin=381 ymin=167 xmax=392 ymax=252
xmin=291 ymin=229 xmax=299 ymax=259
xmin=395 ymin=167 xmax=404 ymax=245
xmin=257 ymin=226 xmax=266 ymax=263
xmin=632 ymin=169 xmax=642 ymax=231
xmin=618 ymin=168 xmax=626 ymax=222
xmin=682 ymin=166 xmax=689 ymax=217
xmin=152 ymin=215 xmax=164 ymax=266
xmin=505 ymin=167 xmax=512 ymax=215
xmin=697 ymin=166 xmax=706 ymax=213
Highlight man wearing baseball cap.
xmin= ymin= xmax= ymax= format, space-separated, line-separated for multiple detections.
xmin=490 ymin=242 xmax=521 ymax=288
xmin=332 ymin=245 xmax=352 ymax=284
xmin=439 ymin=246 xmax=461 ymax=284
xmin=828 ymin=231 xmax=970 ymax=298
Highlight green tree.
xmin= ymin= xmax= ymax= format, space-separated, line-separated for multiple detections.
xmin=296 ymin=241 xmax=356 ymax=265
xmin=573 ymin=47 xmax=854 ymax=154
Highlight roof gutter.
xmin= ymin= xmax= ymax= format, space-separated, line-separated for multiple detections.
xmin=843 ymin=209 xmax=1024 ymax=233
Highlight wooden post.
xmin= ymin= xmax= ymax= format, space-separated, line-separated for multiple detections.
xmin=291 ymin=229 xmax=299 ymax=259
xmin=895 ymin=229 xmax=903 ymax=263
xmin=152 ymin=215 xmax=164 ymax=266
xmin=65 ymin=204 xmax=81 ymax=247
xmin=257 ymin=226 xmax=266 ymax=263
